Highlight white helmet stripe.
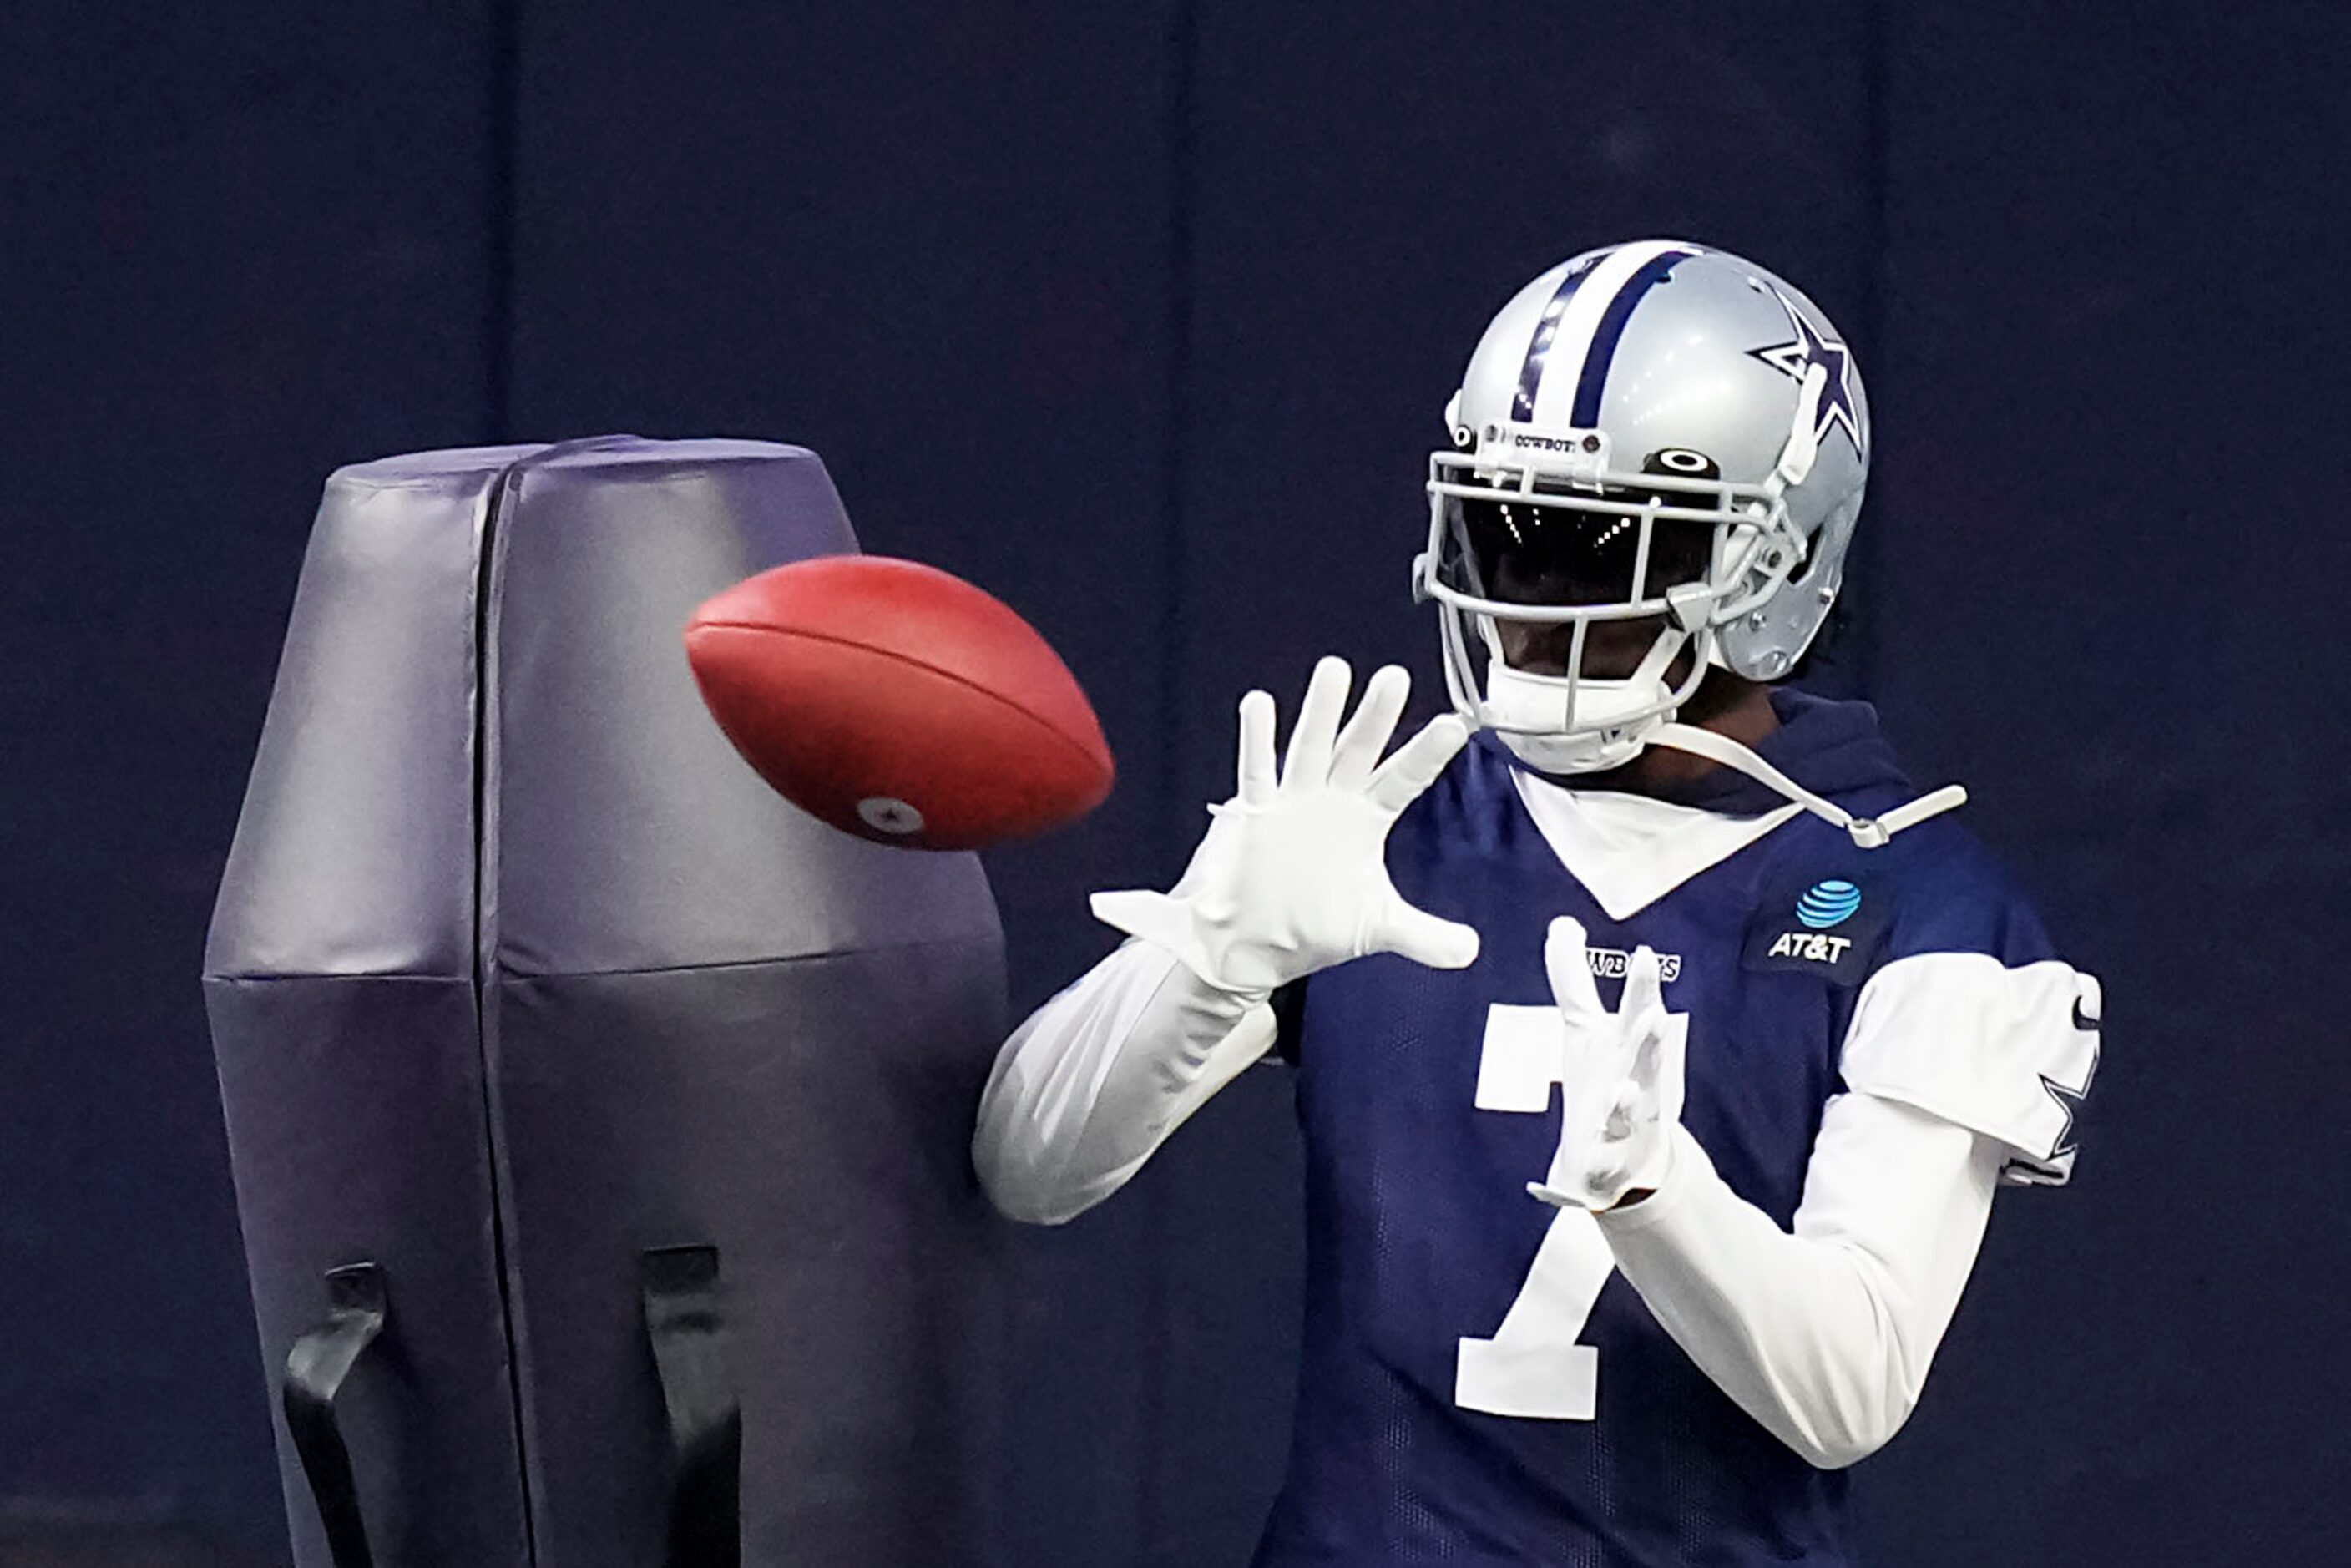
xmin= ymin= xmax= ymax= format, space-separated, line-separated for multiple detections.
xmin=1528 ymin=239 xmax=1700 ymax=430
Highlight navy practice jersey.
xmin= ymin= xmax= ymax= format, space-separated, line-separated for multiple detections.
xmin=1251 ymin=694 xmax=2084 ymax=1567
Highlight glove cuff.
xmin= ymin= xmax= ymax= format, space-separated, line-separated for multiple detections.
xmin=1089 ymin=888 xmax=1277 ymax=1004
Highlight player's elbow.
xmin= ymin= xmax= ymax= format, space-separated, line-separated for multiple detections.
xmin=970 ymin=1112 xmax=1127 ymax=1226
xmin=972 ymin=1043 xmax=1089 ymax=1224
xmin=970 ymin=1120 xmax=1070 ymax=1225
xmin=981 ymin=1183 xmax=1083 ymax=1227
xmin=1785 ymin=1256 xmax=1942 ymax=1469
xmin=973 ymin=1144 xmax=1092 ymax=1226
xmin=1775 ymin=1352 xmax=1924 ymax=1470
xmin=1783 ymin=1409 xmax=1909 ymax=1471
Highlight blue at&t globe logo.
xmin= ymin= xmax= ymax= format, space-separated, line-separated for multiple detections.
xmin=1796 ymin=879 xmax=1862 ymax=930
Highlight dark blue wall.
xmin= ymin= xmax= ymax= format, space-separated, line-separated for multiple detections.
xmin=2 ymin=6 xmax=500 ymax=1560
xmin=3 ymin=3 xmax=2343 ymax=1562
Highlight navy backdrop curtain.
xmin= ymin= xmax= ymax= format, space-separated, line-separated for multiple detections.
xmin=3 ymin=3 xmax=2343 ymax=1563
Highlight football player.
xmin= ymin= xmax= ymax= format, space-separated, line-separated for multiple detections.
xmin=973 ymin=240 xmax=2101 ymax=1565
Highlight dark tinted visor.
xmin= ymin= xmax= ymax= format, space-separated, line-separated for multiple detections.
xmin=1446 ymin=483 xmax=1719 ymax=609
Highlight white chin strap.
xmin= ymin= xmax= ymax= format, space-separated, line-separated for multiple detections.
xmin=1647 ymin=721 xmax=1969 ymax=849
xmin=1473 ymin=617 xmax=1968 ymax=849
xmin=1480 ymin=625 xmax=1686 ymax=775
xmin=1479 ymin=660 xmax=1968 ymax=852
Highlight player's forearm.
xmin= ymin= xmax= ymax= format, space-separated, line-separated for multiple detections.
xmin=972 ymin=937 xmax=1275 ymax=1225
xmin=1595 ymin=1097 xmax=2003 ymax=1469
xmin=1598 ymin=1138 xmax=1911 ymax=1469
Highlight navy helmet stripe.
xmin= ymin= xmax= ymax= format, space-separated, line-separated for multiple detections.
xmin=1511 ymin=259 xmax=1598 ymax=422
xmin=1569 ymin=249 xmax=1694 ymax=427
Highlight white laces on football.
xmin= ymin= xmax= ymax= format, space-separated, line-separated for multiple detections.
xmin=1649 ymin=722 xmax=1967 ymax=850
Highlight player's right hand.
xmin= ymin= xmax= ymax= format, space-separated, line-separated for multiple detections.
xmin=1528 ymin=917 xmax=1683 ymax=1211
xmin=1090 ymin=655 xmax=1481 ymax=998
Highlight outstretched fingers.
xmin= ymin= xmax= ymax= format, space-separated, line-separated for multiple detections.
xmin=1236 ymin=689 xmax=1278 ymax=806
xmin=1371 ymin=890 xmax=1481 ymax=970
xmin=1329 ymin=665 xmax=1411 ymax=792
xmin=1282 ymin=656 xmax=1352 ymax=789
xmin=1620 ymin=947 xmax=1670 ymax=1094
xmin=1367 ymin=712 xmax=1469 ymax=816
xmin=1620 ymin=944 xmax=1664 ymax=1026
xmin=1543 ymin=916 xmax=1605 ymax=1029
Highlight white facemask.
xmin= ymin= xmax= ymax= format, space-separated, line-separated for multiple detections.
xmin=1479 ymin=623 xmax=1687 ymax=775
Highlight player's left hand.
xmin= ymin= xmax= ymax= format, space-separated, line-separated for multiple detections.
xmin=1528 ymin=916 xmax=1684 ymax=1211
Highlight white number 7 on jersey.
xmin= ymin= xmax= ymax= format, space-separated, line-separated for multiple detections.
xmin=1454 ymin=1001 xmax=1687 ymax=1420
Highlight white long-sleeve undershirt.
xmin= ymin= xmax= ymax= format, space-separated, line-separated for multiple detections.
xmin=973 ymin=941 xmax=2008 ymax=1468
xmin=973 ymin=936 xmax=1277 ymax=1226
xmin=1598 ymin=1097 xmax=2005 ymax=1468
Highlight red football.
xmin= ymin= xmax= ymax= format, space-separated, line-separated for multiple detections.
xmin=684 ymin=554 xmax=1115 ymax=850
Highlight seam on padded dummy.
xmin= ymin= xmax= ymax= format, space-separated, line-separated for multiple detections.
xmin=205 ymin=933 xmax=999 ymax=984
xmin=498 ymin=932 xmax=1004 ymax=980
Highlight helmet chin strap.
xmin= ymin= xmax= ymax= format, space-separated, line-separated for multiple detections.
xmin=1469 ymin=584 xmax=1964 ymax=847
xmin=1646 ymin=722 xmax=1968 ymax=849
xmin=1474 ymin=625 xmax=1966 ymax=847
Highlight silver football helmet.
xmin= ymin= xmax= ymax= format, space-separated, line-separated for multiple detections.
xmin=1416 ymin=240 xmax=1871 ymax=773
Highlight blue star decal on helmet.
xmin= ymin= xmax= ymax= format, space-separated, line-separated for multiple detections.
xmin=1747 ymin=293 xmax=1863 ymax=454
xmin=2038 ymin=1044 xmax=2097 ymax=1161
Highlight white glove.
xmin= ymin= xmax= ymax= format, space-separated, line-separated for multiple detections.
xmin=1528 ymin=917 xmax=1686 ymax=1211
xmin=1090 ymin=656 xmax=1481 ymax=998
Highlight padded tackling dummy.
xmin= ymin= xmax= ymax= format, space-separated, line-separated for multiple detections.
xmin=203 ymin=438 xmax=1009 ymax=1568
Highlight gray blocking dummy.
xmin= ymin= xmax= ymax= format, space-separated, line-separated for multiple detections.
xmin=203 ymin=438 xmax=1009 ymax=1567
